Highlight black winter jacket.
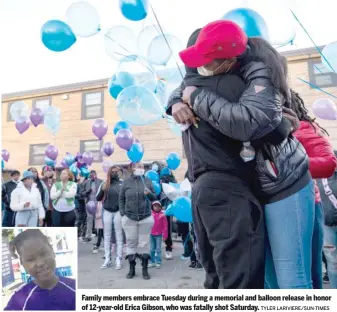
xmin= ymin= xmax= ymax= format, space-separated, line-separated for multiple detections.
xmin=5 ymin=181 xmax=19 ymax=207
xmin=119 ymin=175 xmax=157 ymax=221
xmin=96 ymin=178 xmax=123 ymax=213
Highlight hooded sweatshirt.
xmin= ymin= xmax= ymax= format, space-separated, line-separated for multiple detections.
xmin=10 ymin=182 xmax=45 ymax=220
xmin=151 ymin=209 xmax=168 ymax=240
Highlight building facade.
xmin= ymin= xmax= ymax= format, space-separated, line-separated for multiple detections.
xmin=2 ymin=47 xmax=337 ymax=182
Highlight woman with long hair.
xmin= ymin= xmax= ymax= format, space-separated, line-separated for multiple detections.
xmin=28 ymin=167 xmax=49 ymax=215
xmin=96 ymin=166 xmax=124 ymax=270
xmin=50 ymin=169 xmax=77 ymax=227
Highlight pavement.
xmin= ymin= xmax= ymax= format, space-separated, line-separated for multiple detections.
xmin=78 ymin=238 xmax=205 ymax=289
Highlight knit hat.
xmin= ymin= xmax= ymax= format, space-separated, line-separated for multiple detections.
xmin=152 ymin=201 xmax=162 ymax=207
xmin=179 ymin=20 xmax=248 ymax=68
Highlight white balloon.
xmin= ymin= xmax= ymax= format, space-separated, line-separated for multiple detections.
xmin=104 ymin=26 xmax=137 ymax=61
xmin=322 ymin=41 xmax=337 ymax=73
xmin=10 ymin=101 xmax=29 ymax=122
xmin=66 ymin=1 xmax=100 ymax=37
xmin=137 ymin=25 xmax=161 ymax=58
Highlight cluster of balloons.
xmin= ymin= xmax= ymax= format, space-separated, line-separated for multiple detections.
xmin=312 ymin=98 xmax=337 ymax=121
xmin=10 ymin=101 xmax=61 ymax=135
xmin=60 ymin=152 xmax=91 ymax=178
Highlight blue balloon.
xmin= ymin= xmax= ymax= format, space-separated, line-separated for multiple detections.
xmin=80 ymin=167 xmax=90 ymax=178
xmin=152 ymin=181 xmax=161 ymax=196
xmin=65 ymin=154 xmax=76 ymax=166
xmin=69 ymin=163 xmax=79 ymax=177
xmin=1 ymin=159 xmax=4 ymax=170
xmin=166 ymin=152 xmax=180 ymax=170
xmin=113 ymin=121 xmax=132 ymax=135
xmin=155 ymin=80 xmax=168 ymax=108
xmin=117 ymin=85 xmax=165 ymax=126
xmin=169 ymin=182 xmax=180 ymax=190
xmin=160 ymin=167 xmax=171 ymax=177
xmin=145 ymin=170 xmax=159 ymax=183
xmin=119 ymin=0 xmax=149 ymax=21
xmin=166 ymin=196 xmax=192 ymax=223
xmin=127 ymin=142 xmax=144 ymax=163
xmin=44 ymin=105 xmax=61 ymax=135
xmin=222 ymin=8 xmax=269 ymax=40
xmin=41 ymin=20 xmax=77 ymax=52
xmin=45 ymin=157 xmax=55 ymax=166
xmin=108 ymin=72 xmax=136 ymax=99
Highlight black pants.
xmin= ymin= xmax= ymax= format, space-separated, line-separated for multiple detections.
xmin=52 ymin=210 xmax=76 ymax=227
xmin=75 ymin=208 xmax=87 ymax=237
xmin=95 ymin=229 xmax=104 ymax=247
xmin=192 ymin=172 xmax=264 ymax=289
xmin=43 ymin=210 xmax=53 ymax=227
xmin=177 ymin=221 xmax=193 ymax=256
xmin=190 ymin=223 xmax=198 ymax=263
xmin=165 ymin=216 xmax=173 ymax=252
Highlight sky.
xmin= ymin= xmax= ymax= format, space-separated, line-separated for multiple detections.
xmin=0 ymin=0 xmax=336 ymax=94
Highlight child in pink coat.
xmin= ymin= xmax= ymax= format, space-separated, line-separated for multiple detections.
xmin=93 ymin=202 xmax=103 ymax=254
xmin=149 ymin=201 xmax=168 ymax=268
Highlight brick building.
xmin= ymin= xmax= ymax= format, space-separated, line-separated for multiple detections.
xmin=2 ymin=46 xmax=337 ymax=182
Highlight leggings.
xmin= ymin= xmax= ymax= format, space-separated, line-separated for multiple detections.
xmin=103 ymin=210 xmax=123 ymax=261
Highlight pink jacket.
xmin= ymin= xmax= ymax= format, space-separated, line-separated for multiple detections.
xmin=151 ymin=210 xmax=168 ymax=240
xmin=95 ymin=202 xmax=103 ymax=229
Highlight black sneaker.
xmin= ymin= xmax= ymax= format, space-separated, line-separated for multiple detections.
xmin=323 ymin=273 xmax=330 ymax=284
xmin=196 ymin=262 xmax=203 ymax=270
xmin=189 ymin=262 xmax=196 ymax=269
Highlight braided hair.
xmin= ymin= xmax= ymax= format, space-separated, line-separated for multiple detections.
xmin=9 ymin=229 xmax=52 ymax=259
xmin=285 ymin=89 xmax=329 ymax=136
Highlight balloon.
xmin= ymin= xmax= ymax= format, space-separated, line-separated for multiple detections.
xmin=41 ymin=20 xmax=76 ymax=52
xmin=127 ymin=142 xmax=144 ymax=163
xmin=108 ymin=72 xmax=136 ymax=99
xmin=166 ymin=152 xmax=180 ymax=170
xmin=222 ymin=8 xmax=269 ymax=40
xmin=322 ymin=41 xmax=337 ymax=73
xmin=102 ymin=160 xmax=113 ymax=173
xmin=15 ymin=117 xmax=30 ymax=134
xmin=312 ymin=98 xmax=337 ymax=121
xmin=30 ymin=108 xmax=44 ymax=127
xmin=69 ymin=163 xmax=79 ymax=177
xmin=145 ymin=170 xmax=160 ymax=183
xmin=152 ymin=181 xmax=162 ymax=196
xmin=102 ymin=142 xmax=114 ymax=156
xmin=82 ymin=151 xmax=94 ymax=166
xmin=148 ymin=34 xmax=183 ymax=66
xmin=86 ymin=201 xmax=97 ymax=216
xmin=65 ymin=1 xmax=100 ymax=37
xmin=65 ymin=153 xmax=76 ymax=166
xmin=137 ymin=25 xmax=161 ymax=59
xmin=168 ymin=119 xmax=182 ymax=137
xmin=92 ymin=119 xmax=108 ymax=140
xmin=104 ymin=26 xmax=137 ymax=61
xmin=2 ymin=149 xmax=10 ymax=162
xmin=160 ymin=167 xmax=171 ymax=177
xmin=119 ymin=0 xmax=149 ymax=21
xmin=162 ymin=179 xmax=191 ymax=202
xmin=1 ymin=159 xmax=4 ymax=170
xmin=165 ymin=196 xmax=192 ymax=223
xmin=44 ymin=106 xmax=61 ymax=135
xmin=10 ymin=101 xmax=29 ymax=122
xmin=45 ymin=157 xmax=55 ymax=166
xmin=117 ymin=55 xmax=157 ymax=92
xmin=45 ymin=144 xmax=58 ymax=161
xmin=155 ymin=79 xmax=169 ymax=109
xmin=80 ymin=167 xmax=90 ymax=178
xmin=116 ymin=129 xmax=133 ymax=151
xmin=117 ymin=85 xmax=165 ymax=126
xmin=60 ymin=159 xmax=69 ymax=169
xmin=113 ymin=121 xmax=131 ymax=135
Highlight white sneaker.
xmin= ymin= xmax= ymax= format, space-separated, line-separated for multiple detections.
xmin=101 ymin=259 xmax=112 ymax=269
xmin=115 ymin=257 xmax=122 ymax=270
xmin=92 ymin=246 xmax=99 ymax=254
xmin=165 ymin=251 xmax=173 ymax=260
xmin=155 ymin=263 xmax=161 ymax=269
xmin=148 ymin=263 xmax=155 ymax=268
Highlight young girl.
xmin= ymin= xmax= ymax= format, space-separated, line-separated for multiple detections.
xmin=92 ymin=201 xmax=104 ymax=254
xmin=149 ymin=201 xmax=168 ymax=268
xmin=5 ymin=229 xmax=76 ymax=311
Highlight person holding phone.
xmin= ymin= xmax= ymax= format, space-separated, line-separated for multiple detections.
xmin=10 ymin=171 xmax=45 ymax=227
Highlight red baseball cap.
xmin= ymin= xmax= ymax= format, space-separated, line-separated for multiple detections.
xmin=179 ymin=20 xmax=248 ymax=68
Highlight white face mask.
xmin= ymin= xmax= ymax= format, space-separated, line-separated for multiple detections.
xmin=152 ymin=165 xmax=159 ymax=172
xmin=134 ymin=168 xmax=145 ymax=176
xmin=197 ymin=60 xmax=233 ymax=77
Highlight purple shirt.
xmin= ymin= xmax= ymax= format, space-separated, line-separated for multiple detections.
xmin=5 ymin=277 xmax=76 ymax=311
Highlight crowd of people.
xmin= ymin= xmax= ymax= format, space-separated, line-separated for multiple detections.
xmin=2 ymin=19 xmax=337 ymax=289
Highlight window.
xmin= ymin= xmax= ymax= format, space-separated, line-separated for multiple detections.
xmin=33 ymin=97 xmax=51 ymax=112
xmin=29 ymin=144 xmax=49 ymax=166
xmin=80 ymin=140 xmax=103 ymax=163
xmin=82 ymin=91 xmax=104 ymax=119
xmin=7 ymin=102 xmax=14 ymax=122
xmin=308 ymin=59 xmax=337 ymax=88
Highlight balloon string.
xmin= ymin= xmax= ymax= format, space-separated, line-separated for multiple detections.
xmin=297 ymin=78 xmax=337 ymax=99
xmin=104 ymin=33 xmax=132 ymax=59
xmin=290 ymin=10 xmax=336 ymax=73
xmin=150 ymin=4 xmax=186 ymax=85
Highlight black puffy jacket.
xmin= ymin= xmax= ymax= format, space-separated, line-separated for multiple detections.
xmin=96 ymin=178 xmax=123 ymax=213
xmin=189 ymin=61 xmax=310 ymax=203
xmin=119 ymin=175 xmax=157 ymax=221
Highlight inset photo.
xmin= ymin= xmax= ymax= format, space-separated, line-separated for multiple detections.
xmin=2 ymin=227 xmax=77 ymax=311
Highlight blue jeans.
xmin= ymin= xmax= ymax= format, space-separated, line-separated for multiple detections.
xmin=150 ymin=234 xmax=162 ymax=264
xmin=265 ymin=181 xmax=316 ymax=289
xmin=2 ymin=210 xmax=15 ymax=227
xmin=323 ymin=225 xmax=337 ymax=288
xmin=312 ymin=202 xmax=324 ymax=289
xmin=15 ymin=210 xmax=38 ymax=227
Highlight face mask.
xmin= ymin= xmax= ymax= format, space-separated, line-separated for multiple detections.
xmin=197 ymin=60 xmax=233 ymax=77
xmin=111 ymin=173 xmax=119 ymax=180
xmin=152 ymin=165 xmax=159 ymax=172
xmin=134 ymin=168 xmax=145 ymax=176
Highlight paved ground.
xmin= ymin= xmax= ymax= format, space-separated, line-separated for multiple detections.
xmin=78 ymin=238 xmax=205 ymax=289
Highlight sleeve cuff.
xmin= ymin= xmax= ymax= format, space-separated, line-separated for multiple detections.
xmin=166 ymin=99 xmax=182 ymax=116
xmin=190 ymin=88 xmax=203 ymax=107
